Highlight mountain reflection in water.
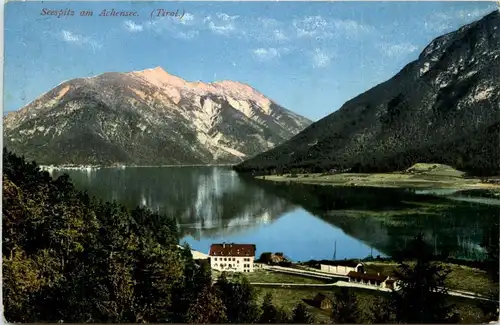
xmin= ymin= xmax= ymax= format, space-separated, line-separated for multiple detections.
xmin=49 ymin=167 xmax=497 ymax=261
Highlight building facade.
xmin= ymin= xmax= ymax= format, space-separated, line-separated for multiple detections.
xmin=347 ymin=271 xmax=400 ymax=290
xmin=320 ymin=262 xmax=364 ymax=276
xmin=209 ymin=243 xmax=256 ymax=273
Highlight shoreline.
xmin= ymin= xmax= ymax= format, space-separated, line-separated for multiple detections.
xmin=253 ymin=173 xmax=500 ymax=191
xmin=39 ymin=163 xmax=236 ymax=171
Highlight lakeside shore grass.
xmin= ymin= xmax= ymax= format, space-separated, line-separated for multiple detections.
xmin=256 ymin=173 xmax=500 ymax=190
xmin=254 ymin=163 xmax=500 ymax=190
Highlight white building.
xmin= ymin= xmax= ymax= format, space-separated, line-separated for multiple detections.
xmin=347 ymin=271 xmax=401 ymax=290
xmin=320 ymin=261 xmax=364 ymax=276
xmin=209 ymin=243 xmax=256 ymax=273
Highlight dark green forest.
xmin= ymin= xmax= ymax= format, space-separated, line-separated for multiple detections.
xmin=3 ymin=149 xmax=499 ymax=323
xmin=233 ymin=122 xmax=500 ymax=177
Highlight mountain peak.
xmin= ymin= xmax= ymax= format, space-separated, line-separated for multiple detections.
xmin=133 ymin=66 xmax=187 ymax=88
xmin=140 ymin=66 xmax=168 ymax=73
xmin=152 ymin=66 xmax=166 ymax=72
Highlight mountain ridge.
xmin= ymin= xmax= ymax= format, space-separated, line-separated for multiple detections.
xmin=4 ymin=66 xmax=312 ymax=166
xmin=235 ymin=10 xmax=500 ymax=176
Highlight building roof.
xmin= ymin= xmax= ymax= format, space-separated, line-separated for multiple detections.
xmin=313 ymin=293 xmax=332 ymax=302
xmin=209 ymin=243 xmax=256 ymax=257
xmin=347 ymin=271 xmax=388 ymax=282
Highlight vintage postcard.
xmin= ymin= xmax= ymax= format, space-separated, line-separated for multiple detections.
xmin=3 ymin=1 xmax=499 ymax=323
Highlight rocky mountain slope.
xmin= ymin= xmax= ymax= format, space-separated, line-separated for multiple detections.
xmin=235 ymin=10 xmax=500 ymax=176
xmin=4 ymin=67 xmax=311 ymax=166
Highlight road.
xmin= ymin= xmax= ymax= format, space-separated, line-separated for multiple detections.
xmin=258 ymin=265 xmax=498 ymax=303
xmin=260 ymin=264 xmax=348 ymax=281
xmin=250 ymin=282 xmax=338 ymax=288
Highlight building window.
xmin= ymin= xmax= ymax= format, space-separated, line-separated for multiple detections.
xmin=237 ymin=260 xmax=239 ymax=263
xmin=229 ymin=264 xmax=232 ymax=268
xmin=215 ymin=258 xmax=217 ymax=261
xmin=233 ymin=258 xmax=236 ymax=261
xmin=224 ymin=258 xmax=227 ymax=261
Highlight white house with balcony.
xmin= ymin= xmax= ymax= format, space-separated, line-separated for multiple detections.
xmin=209 ymin=243 xmax=256 ymax=273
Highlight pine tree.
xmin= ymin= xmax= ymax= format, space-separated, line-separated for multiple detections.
xmin=290 ymin=303 xmax=315 ymax=324
xmin=478 ymin=223 xmax=500 ymax=321
xmin=368 ymin=295 xmax=395 ymax=324
xmin=331 ymin=288 xmax=360 ymax=323
xmin=185 ymin=285 xmax=227 ymax=323
xmin=276 ymin=306 xmax=290 ymax=323
xmin=259 ymin=293 xmax=279 ymax=323
xmin=392 ymin=233 xmax=458 ymax=323
xmin=216 ymin=273 xmax=260 ymax=323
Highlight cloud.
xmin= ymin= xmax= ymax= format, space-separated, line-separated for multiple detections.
xmin=292 ymin=16 xmax=375 ymax=40
xmin=378 ymin=42 xmax=419 ymax=58
xmin=216 ymin=13 xmax=239 ymax=21
xmin=180 ymin=13 xmax=195 ymax=24
xmin=243 ymin=18 xmax=289 ymax=42
xmin=208 ymin=21 xmax=236 ymax=35
xmin=59 ymin=30 xmax=102 ymax=50
xmin=252 ymin=47 xmax=291 ymax=61
xmin=123 ymin=20 xmax=144 ymax=32
xmin=423 ymin=6 xmax=496 ymax=33
xmin=123 ymin=14 xmax=199 ymax=40
xmin=119 ymin=11 xmax=375 ymax=47
xmin=293 ymin=16 xmax=332 ymax=39
xmin=331 ymin=19 xmax=375 ymax=39
xmin=312 ymin=49 xmax=334 ymax=68
xmin=204 ymin=13 xmax=240 ymax=35
xmin=175 ymin=30 xmax=199 ymax=40
xmin=271 ymin=29 xmax=288 ymax=41
xmin=258 ymin=18 xmax=282 ymax=29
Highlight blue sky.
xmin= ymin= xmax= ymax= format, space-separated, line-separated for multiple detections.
xmin=4 ymin=1 xmax=497 ymax=121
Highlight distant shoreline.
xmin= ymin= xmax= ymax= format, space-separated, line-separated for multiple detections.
xmin=253 ymin=173 xmax=500 ymax=191
xmin=39 ymin=163 xmax=236 ymax=171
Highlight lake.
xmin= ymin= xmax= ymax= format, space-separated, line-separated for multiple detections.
xmin=48 ymin=166 xmax=499 ymax=262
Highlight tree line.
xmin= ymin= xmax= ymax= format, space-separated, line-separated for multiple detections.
xmin=3 ymin=148 xmax=498 ymax=323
